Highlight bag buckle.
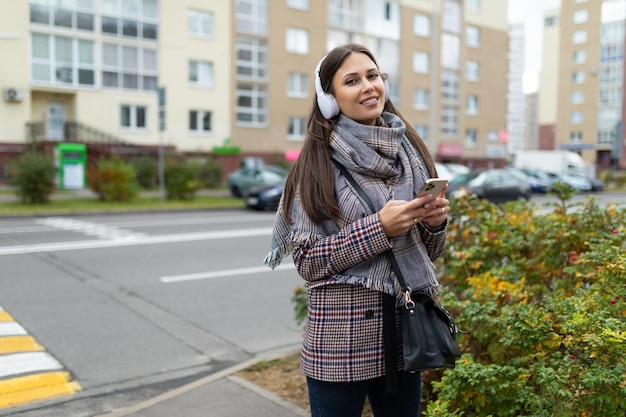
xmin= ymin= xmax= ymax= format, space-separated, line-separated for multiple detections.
xmin=404 ymin=288 xmax=415 ymax=310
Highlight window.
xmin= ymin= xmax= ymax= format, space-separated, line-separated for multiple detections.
xmin=441 ymin=0 xmax=461 ymax=33
xmin=545 ymin=16 xmax=557 ymax=27
xmin=466 ymin=26 xmax=481 ymax=47
xmin=465 ymin=128 xmax=477 ymax=148
xmin=467 ymin=0 xmax=480 ymax=12
xmin=570 ymin=131 xmax=583 ymax=143
xmin=187 ymin=10 xmax=213 ymax=38
xmin=236 ymin=37 xmax=268 ymax=80
xmin=573 ymin=30 xmax=587 ymax=44
xmin=120 ymin=105 xmax=146 ymax=129
xmin=441 ymin=34 xmax=460 ymax=69
xmin=414 ymin=124 xmax=429 ymax=141
xmin=101 ymin=0 xmax=158 ymax=40
xmin=286 ymin=27 xmax=309 ymax=54
xmin=573 ymin=50 xmax=586 ymax=64
xmin=571 ymin=90 xmax=585 ymax=104
xmin=466 ymin=60 xmax=480 ymax=81
xmin=287 ymin=72 xmax=308 ymax=98
xmin=572 ymin=70 xmax=586 ymax=84
xmin=102 ymin=43 xmax=158 ymax=91
xmin=440 ymin=106 xmax=458 ymax=137
xmin=236 ymin=83 xmax=267 ymax=126
xmin=570 ymin=111 xmax=584 ymax=124
xmin=466 ymin=95 xmax=479 ymax=115
xmin=189 ymin=60 xmax=213 ymax=87
xmin=413 ymin=13 xmax=430 ymax=37
xmin=236 ymin=0 xmax=268 ymax=35
xmin=413 ymin=51 xmax=429 ymax=74
xmin=413 ymin=88 xmax=429 ymax=110
xmin=287 ymin=0 xmax=309 ymax=10
xmin=31 ymin=33 xmax=95 ymax=87
xmin=328 ymin=0 xmax=363 ymax=30
xmin=288 ymin=117 xmax=306 ymax=140
xmin=30 ymin=1 xmax=95 ymax=31
xmin=189 ymin=110 xmax=212 ymax=133
xmin=441 ymin=70 xmax=459 ymax=102
xmin=573 ymin=10 xmax=588 ymax=24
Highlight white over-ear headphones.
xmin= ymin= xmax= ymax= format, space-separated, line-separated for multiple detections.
xmin=314 ymin=55 xmax=390 ymax=119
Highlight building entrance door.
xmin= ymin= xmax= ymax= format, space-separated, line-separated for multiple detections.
xmin=47 ymin=102 xmax=66 ymax=141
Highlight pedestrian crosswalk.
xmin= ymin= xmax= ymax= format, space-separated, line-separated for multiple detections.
xmin=0 ymin=305 xmax=80 ymax=409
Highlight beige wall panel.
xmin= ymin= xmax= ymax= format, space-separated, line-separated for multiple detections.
xmin=465 ymin=0 xmax=507 ymax=32
xmin=556 ymin=0 xmax=601 ymax=159
xmin=159 ymin=1 xmax=232 ymax=152
xmin=538 ymin=9 xmax=560 ymax=125
xmin=0 ymin=2 xmax=30 ymax=142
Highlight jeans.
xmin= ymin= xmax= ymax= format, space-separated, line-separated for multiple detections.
xmin=306 ymin=372 xmax=422 ymax=417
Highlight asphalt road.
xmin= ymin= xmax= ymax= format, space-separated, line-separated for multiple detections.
xmin=0 ymin=209 xmax=302 ymax=416
xmin=1 ymin=191 xmax=624 ymax=416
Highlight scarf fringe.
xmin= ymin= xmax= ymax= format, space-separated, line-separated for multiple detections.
xmin=263 ymin=243 xmax=292 ymax=269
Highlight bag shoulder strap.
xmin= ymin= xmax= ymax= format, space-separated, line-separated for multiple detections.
xmin=331 ymin=159 xmax=409 ymax=291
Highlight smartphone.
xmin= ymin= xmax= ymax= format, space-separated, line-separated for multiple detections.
xmin=416 ymin=178 xmax=448 ymax=198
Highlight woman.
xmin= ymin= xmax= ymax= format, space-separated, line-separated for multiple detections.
xmin=265 ymin=44 xmax=449 ymax=417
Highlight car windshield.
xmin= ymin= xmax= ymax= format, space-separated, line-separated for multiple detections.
xmin=449 ymin=171 xmax=481 ymax=185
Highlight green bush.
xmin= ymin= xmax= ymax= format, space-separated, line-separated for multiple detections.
xmin=164 ymin=162 xmax=199 ymax=200
xmin=131 ymin=155 xmax=158 ymax=189
xmin=88 ymin=156 xmax=138 ymax=201
xmin=11 ymin=152 xmax=57 ymax=204
xmin=423 ymin=191 xmax=626 ymax=416
xmin=193 ymin=158 xmax=222 ymax=189
xmin=290 ymin=189 xmax=626 ymax=416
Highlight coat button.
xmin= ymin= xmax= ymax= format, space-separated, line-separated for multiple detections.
xmin=364 ymin=309 xmax=374 ymax=319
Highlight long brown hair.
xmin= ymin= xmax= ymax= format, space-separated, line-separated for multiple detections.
xmin=283 ymin=43 xmax=438 ymax=224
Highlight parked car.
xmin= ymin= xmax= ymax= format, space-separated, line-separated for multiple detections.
xmin=569 ymin=173 xmax=605 ymax=192
xmin=448 ymin=169 xmax=532 ymax=204
xmin=544 ymin=171 xmax=592 ymax=192
xmin=227 ymin=160 xmax=288 ymax=197
xmin=505 ymin=166 xmax=551 ymax=193
xmin=245 ymin=184 xmax=284 ymax=211
xmin=443 ymin=163 xmax=470 ymax=178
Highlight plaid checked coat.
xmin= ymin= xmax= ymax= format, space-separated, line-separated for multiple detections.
xmin=295 ymin=214 xmax=447 ymax=382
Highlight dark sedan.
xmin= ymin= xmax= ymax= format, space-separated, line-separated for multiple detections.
xmin=245 ymin=184 xmax=284 ymax=211
xmin=448 ymin=169 xmax=532 ymax=204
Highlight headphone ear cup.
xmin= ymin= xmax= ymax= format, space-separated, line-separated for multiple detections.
xmin=315 ymin=56 xmax=339 ymax=119
xmin=383 ymin=78 xmax=390 ymax=102
xmin=317 ymin=91 xmax=339 ymax=119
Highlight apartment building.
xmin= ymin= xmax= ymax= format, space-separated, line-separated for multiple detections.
xmin=507 ymin=22 xmax=525 ymax=154
xmin=538 ymin=0 xmax=626 ymax=170
xmin=0 ymin=0 xmax=509 ymax=182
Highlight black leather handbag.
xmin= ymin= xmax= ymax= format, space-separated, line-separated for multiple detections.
xmin=332 ymin=160 xmax=462 ymax=377
xmin=399 ymin=282 xmax=461 ymax=371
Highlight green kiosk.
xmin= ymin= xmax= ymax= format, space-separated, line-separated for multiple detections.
xmin=55 ymin=143 xmax=86 ymax=189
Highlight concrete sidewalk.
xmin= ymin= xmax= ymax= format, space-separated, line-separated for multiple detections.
xmin=95 ymin=355 xmax=309 ymax=417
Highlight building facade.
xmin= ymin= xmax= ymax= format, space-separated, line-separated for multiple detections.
xmin=507 ymin=22 xmax=525 ymax=154
xmin=0 ymin=0 xmax=509 ymax=182
xmin=539 ymin=0 xmax=626 ymax=170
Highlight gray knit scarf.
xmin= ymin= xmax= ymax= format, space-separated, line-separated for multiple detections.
xmin=264 ymin=112 xmax=441 ymax=301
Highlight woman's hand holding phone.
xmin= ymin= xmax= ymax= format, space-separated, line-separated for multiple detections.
xmin=379 ymin=179 xmax=450 ymax=237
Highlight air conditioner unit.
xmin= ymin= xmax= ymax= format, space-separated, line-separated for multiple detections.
xmin=3 ymin=87 xmax=24 ymax=102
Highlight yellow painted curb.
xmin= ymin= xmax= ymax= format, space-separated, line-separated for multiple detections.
xmin=0 ymin=336 xmax=44 ymax=355
xmin=0 ymin=312 xmax=13 ymax=322
xmin=0 ymin=372 xmax=81 ymax=408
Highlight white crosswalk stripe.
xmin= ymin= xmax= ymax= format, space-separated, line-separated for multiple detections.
xmin=0 ymin=352 xmax=63 ymax=379
xmin=35 ymin=217 xmax=145 ymax=240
